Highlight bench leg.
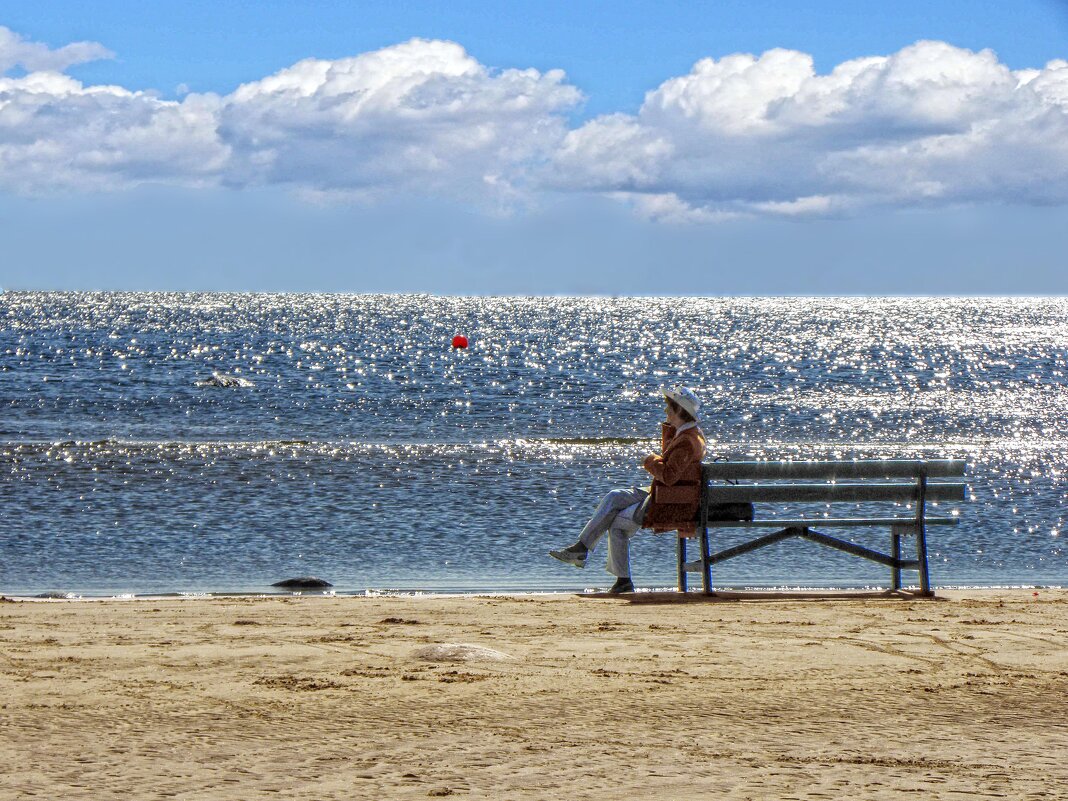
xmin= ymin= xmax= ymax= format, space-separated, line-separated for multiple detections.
xmin=700 ymin=524 xmax=713 ymax=594
xmin=890 ymin=529 xmax=902 ymax=591
xmin=676 ymin=536 xmax=688 ymax=593
xmin=915 ymin=523 xmax=931 ymax=595
xmin=914 ymin=473 xmax=932 ymax=595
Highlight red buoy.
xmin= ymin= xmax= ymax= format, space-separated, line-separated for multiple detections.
xmin=451 ymin=334 xmax=469 ymax=349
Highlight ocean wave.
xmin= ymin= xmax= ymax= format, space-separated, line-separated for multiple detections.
xmin=0 ymin=436 xmax=652 ymax=449
xmin=516 ymin=436 xmax=651 ymax=445
xmin=2 ymin=436 xmax=1064 ymax=452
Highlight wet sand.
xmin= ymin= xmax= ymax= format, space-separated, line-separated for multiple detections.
xmin=2 ymin=590 xmax=1067 ymax=800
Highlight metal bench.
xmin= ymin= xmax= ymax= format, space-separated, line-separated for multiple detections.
xmin=675 ymin=459 xmax=967 ymax=596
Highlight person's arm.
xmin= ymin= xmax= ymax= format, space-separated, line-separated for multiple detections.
xmin=642 ymin=437 xmax=700 ymax=486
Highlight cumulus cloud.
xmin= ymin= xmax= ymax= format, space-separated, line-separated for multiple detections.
xmin=0 ymin=71 xmax=229 ymax=192
xmin=0 ymin=27 xmax=226 ymax=192
xmin=1 ymin=29 xmax=1067 ymax=220
xmin=0 ymin=25 xmax=113 ymax=73
xmin=217 ymin=38 xmax=582 ymax=203
xmin=0 ymin=34 xmax=580 ymax=206
xmin=551 ymin=41 xmax=1068 ymax=219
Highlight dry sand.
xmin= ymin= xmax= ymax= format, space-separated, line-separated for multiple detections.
xmin=2 ymin=590 xmax=1067 ymax=800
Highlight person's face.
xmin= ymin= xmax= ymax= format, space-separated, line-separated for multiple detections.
xmin=664 ymin=399 xmax=683 ymax=426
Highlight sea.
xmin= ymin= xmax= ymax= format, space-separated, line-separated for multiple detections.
xmin=1 ymin=292 xmax=1065 ymax=597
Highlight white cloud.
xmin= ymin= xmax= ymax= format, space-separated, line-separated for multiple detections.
xmin=751 ymin=195 xmax=837 ymax=216
xmin=0 ymin=35 xmax=581 ymax=207
xmin=0 ymin=25 xmax=113 ymax=73
xmin=218 ymin=38 xmax=581 ymax=204
xmin=610 ymin=191 xmax=743 ymax=224
xmin=552 ymin=41 xmax=1068 ymax=218
xmin=1 ymin=30 xmax=1067 ymax=220
xmin=0 ymin=72 xmax=229 ymax=192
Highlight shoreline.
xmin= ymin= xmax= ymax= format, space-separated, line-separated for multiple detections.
xmin=3 ymin=589 xmax=1067 ymax=799
xmin=3 ymin=582 xmax=1065 ymax=602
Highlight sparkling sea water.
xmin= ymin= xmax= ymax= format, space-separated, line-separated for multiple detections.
xmin=1 ymin=292 xmax=1065 ymax=596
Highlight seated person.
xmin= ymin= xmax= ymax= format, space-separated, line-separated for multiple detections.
xmin=549 ymin=386 xmax=706 ymax=593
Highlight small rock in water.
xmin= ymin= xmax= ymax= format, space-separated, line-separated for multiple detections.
xmin=195 ymin=372 xmax=253 ymax=388
xmin=271 ymin=577 xmax=333 ymax=589
xmin=35 ymin=592 xmax=76 ymax=599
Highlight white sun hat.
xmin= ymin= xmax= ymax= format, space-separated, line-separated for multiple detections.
xmin=663 ymin=386 xmax=700 ymax=419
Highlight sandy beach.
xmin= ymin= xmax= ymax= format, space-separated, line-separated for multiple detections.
xmin=2 ymin=590 xmax=1067 ymax=800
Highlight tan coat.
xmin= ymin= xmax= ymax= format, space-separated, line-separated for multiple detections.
xmin=641 ymin=423 xmax=706 ymax=535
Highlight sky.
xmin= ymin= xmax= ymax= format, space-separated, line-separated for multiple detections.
xmin=2 ymin=1 xmax=1067 ymax=294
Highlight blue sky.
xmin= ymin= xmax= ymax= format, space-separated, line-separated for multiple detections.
xmin=2 ymin=1 xmax=1067 ymax=293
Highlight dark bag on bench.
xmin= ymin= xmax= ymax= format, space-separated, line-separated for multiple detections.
xmin=707 ymin=502 xmax=754 ymax=522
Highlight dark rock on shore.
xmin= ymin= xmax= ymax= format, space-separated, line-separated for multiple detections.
xmin=271 ymin=577 xmax=333 ymax=589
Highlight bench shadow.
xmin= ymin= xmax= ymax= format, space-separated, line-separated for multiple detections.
xmin=577 ymin=589 xmax=941 ymax=604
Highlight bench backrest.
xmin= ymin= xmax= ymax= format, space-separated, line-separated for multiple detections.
xmin=702 ymin=459 xmax=966 ymax=505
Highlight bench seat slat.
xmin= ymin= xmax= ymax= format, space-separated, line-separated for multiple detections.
xmin=704 ymin=516 xmax=960 ymax=528
xmin=705 ymin=481 xmax=965 ymax=503
xmin=703 ymin=459 xmax=965 ymax=480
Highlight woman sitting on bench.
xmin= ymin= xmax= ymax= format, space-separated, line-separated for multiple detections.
xmin=549 ymin=386 xmax=706 ymax=593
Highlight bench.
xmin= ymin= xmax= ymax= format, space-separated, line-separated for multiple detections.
xmin=674 ymin=459 xmax=967 ymax=596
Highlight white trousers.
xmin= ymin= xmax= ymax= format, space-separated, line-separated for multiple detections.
xmin=577 ymin=487 xmax=649 ymax=578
